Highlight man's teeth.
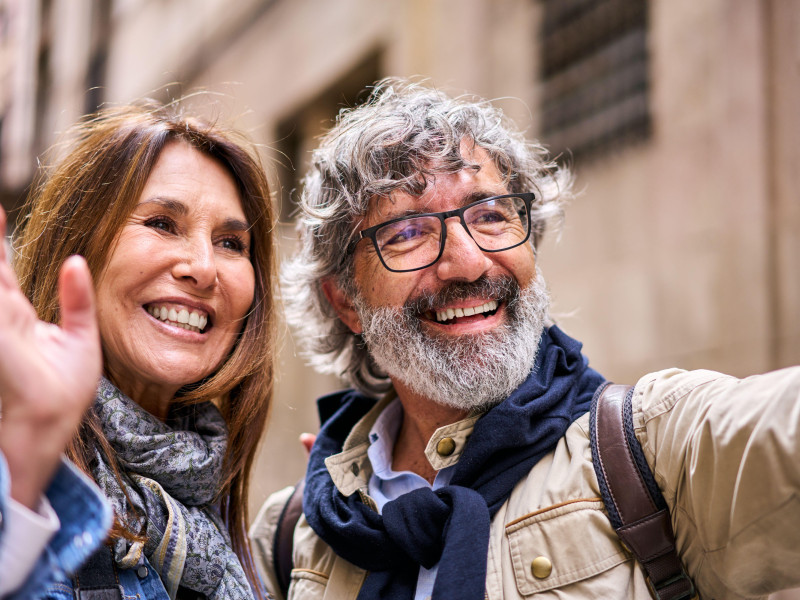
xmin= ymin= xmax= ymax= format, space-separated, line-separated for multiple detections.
xmin=435 ymin=300 xmax=498 ymax=322
xmin=147 ymin=305 xmax=208 ymax=332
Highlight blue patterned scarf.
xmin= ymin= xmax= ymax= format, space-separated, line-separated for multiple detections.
xmin=304 ymin=326 xmax=605 ymax=600
xmin=90 ymin=378 xmax=254 ymax=600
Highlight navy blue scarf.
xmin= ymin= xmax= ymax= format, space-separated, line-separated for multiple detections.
xmin=303 ymin=326 xmax=605 ymax=600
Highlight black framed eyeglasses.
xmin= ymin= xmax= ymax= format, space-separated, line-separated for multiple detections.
xmin=355 ymin=193 xmax=535 ymax=273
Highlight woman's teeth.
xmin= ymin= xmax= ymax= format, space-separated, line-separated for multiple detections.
xmin=147 ymin=305 xmax=208 ymax=333
xmin=435 ymin=300 xmax=498 ymax=323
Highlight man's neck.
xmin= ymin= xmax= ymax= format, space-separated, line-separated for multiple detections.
xmin=390 ymin=379 xmax=469 ymax=484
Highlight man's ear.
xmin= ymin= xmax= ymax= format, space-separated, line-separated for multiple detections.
xmin=321 ymin=278 xmax=363 ymax=334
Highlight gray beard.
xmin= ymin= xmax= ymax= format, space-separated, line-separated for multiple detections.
xmin=353 ymin=269 xmax=550 ymax=412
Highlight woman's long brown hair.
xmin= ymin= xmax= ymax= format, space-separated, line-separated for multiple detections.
xmin=12 ymin=100 xmax=275 ymax=596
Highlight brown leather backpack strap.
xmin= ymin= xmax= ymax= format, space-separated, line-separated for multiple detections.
xmin=590 ymin=383 xmax=697 ymax=600
xmin=272 ymin=479 xmax=305 ymax=598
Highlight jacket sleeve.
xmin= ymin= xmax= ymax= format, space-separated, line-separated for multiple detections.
xmin=0 ymin=453 xmax=112 ymax=600
xmin=249 ymin=485 xmax=296 ymax=600
xmin=633 ymin=367 xmax=800 ymax=599
xmin=0 ymin=462 xmax=59 ymax=597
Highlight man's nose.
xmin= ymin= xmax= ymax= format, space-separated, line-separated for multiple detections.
xmin=434 ymin=218 xmax=493 ymax=282
xmin=172 ymin=236 xmax=218 ymax=290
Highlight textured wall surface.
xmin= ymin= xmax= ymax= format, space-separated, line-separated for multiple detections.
xmin=1 ymin=0 xmax=797 ymax=525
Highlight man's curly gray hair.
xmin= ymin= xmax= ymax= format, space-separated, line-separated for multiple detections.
xmin=282 ymin=77 xmax=572 ymax=396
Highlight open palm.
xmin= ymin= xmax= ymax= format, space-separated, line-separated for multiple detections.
xmin=0 ymin=207 xmax=101 ymax=507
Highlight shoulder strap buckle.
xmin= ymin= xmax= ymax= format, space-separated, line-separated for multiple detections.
xmin=646 ymin=569 xmax=698 ymax=600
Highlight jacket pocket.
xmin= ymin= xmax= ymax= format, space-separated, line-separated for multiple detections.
xmin=505 ymin=498 xmax=629 ymax=595
xmin=42 ymin=582 xmax=75 ymax=600
xmin=288 ymin=568 xmax=329 ymax=600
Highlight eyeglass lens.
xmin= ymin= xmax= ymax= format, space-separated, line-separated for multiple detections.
xmin=374 ymin=195 xmax=530 ymax=271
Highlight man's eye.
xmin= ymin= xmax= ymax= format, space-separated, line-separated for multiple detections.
xmin=385 ymin=225 xmax=425 ymax=245
xmin=378 ymin=216 xmax=439 ymax=248
xmin=471 ymin=210 xmax=506 ymax=224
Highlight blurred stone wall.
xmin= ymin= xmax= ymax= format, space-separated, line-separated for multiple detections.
xmin=1 ymin=0 xmax=798 ymax=525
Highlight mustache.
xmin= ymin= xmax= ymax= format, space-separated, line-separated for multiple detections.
xmin=402 ymin=275 xmax=520 ymax=316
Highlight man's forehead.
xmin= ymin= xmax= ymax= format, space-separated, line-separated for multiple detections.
xmin=364 ymin=145 xmax=508 ymax=223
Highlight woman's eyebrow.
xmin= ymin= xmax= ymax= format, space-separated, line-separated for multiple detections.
xmin=222 ymin=217 xmax=252 ymax=232
xmin=138 ymin=197 xmax=188 ymax=214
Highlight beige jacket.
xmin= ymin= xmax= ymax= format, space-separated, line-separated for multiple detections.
xmin=250 ymin=367 xmax=800 ymax=600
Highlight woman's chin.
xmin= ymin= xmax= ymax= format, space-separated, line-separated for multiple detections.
xmin=106 ymin=359 xmax=221 ymax=404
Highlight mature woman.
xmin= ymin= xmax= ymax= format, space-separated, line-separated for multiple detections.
xmin=5 ymin=101 xmax=275 ymax=599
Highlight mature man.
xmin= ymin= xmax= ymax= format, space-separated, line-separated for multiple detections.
xmin=251 ymin=79 xmax=800 ymax=600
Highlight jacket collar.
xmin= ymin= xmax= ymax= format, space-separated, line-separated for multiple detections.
xmin=325 ymin=390 xmax=480 ymax=497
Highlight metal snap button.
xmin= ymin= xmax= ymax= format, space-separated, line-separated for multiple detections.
xmin=531 ymin=556 xmax=552 ymax=579
xmin=436 ymin=437 xmax=456 ymax=456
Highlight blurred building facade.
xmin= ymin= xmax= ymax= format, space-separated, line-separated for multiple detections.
xmin=1 ymin=0 xmax=798 ymax=513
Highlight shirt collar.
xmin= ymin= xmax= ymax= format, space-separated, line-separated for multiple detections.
xmin=423 ymin=413 xmax=481 ymax=471
xmin=326 ymin=389 xmax=481 ymax=495
xmin=366 ymin=398 xmax=404 ymax=480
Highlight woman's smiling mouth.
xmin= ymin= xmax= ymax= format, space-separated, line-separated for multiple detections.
xmin=145 ymin=303 xmax=210 ymax=333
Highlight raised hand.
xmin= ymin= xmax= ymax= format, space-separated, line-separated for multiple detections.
xmin=300 ymin=433 xmax=316 ymax=457
xmin=0 ymin=206 xmax=102 ymax=508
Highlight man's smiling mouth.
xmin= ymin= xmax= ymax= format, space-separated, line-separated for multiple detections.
xmin=424 ymin=300 xmax=500 ymax=324
xmin=145 ymin=303 xmax=209 ymax=333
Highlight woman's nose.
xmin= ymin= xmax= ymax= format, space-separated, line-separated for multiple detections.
xmin=172 ymin=237 xmax=217 ymax=289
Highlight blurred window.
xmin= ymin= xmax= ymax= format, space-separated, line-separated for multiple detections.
xmin=85 ymin=0 xmax=111 ymax=114
xmin=539 ymin=0 xmax=650 ymax=162
xmin=275 ymin=52 xmax=381 ymax=223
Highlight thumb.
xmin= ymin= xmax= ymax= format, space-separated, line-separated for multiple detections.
xmin=299 ymin=433 xmax=317 ymax=457
xmin=58 ymin=255 xmax=99 ymax=341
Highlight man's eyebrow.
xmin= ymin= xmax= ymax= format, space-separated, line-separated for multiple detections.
xmin=461 ymin=190 xmax=502 ymax=206
xmin=383 ymin=208 xmax=426 ymax=219
xmin=373 ymin=190 xmax=505 ymax=222
xmin=418 ymin=190 xmax=503 ymax=213
xmin=370 ymin=205 xmax=425 ymax=222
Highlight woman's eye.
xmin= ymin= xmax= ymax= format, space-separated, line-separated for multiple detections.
xmin=220 ymin=236 xmax=248 ymax=254
xmin=144 ymin=216 xmax=175 ymax=233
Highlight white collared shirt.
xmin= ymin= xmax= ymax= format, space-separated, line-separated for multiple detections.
xmin=366 ymin=398 xmax=457 ymax=600
xmin=0 ymin=490 xmax=59 ymax=597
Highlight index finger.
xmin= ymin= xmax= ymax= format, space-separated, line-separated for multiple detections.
xmin=0 ymin=205 xmax=7 ymax=265
xmin=0 ymin=207 xmax=17 ymax=290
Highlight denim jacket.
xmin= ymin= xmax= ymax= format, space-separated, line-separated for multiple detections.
xmin=43 ymin=554 xmax=174 ymax=600
xmin=0 ymin=453 xmax=112 ymax=600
